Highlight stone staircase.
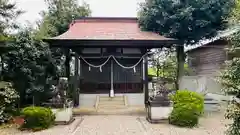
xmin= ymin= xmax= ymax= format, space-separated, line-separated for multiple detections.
xmin=204 ymin=96 xmax=221 ymax=112
xmin=95 ymin=96 xmax=127 ymax=113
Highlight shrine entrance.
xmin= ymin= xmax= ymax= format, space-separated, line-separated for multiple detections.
xmin=80 ymin=58 xmax=111 ymax=94
xmin=44 ymin=17 xmax=180 ymax=106
xmin=79 ymin=56 xmax=144 ymax=94
xmin=113 ymin=58 xmax=143 ymax=94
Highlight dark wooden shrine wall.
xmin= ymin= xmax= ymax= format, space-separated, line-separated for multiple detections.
xmin=74 ymin=47 xmax=145 ymax=58
xmin=79 ymin=58 xmax=143 ymax=94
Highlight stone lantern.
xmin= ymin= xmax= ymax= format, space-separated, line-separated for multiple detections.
xmin=49 ymin=77 xmax=74 ymax=125
xmin=146 ymin=80 xmax=173 ymax=123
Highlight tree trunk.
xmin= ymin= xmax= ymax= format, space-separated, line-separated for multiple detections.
xmin=176 ymin=45 xmax=184 ymax=90
xmin=0 ymin=55 xmax=3 ymax=81
xmin=156 ymin=66 xmax=160 ymax=77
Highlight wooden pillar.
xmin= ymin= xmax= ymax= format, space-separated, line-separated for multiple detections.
xmin=74 ymin=53 xmax=79 ymax=106
xmin=110 ymin=58 xmax=115 ymax=97
xmin=176 ymin=45 xmax=185 ymax=90
xmin=144 ymin=54 xmax=149 ymax=105
xmin=65 ymin=48 xmax=71 ymax=80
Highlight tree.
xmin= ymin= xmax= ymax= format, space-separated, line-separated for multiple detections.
xmin=2 ymin=30 xmax=58 ymax=106
xmin=148 ymin=48 xmax=192 ymax=89
xmin=148 ymin=48 xmax=178 ymax=79
xmin=229 ymin=0 xmax=240 ymax=24
xmin=138 ymin=0 xmax=233 ymax=43
xmin=0 ymin=0 xmax=91 ymax=107
xmin=220 ymin=57 xmax=240 ymax=135
xmin=35 ymin=0 xmax=91 ymax=77
xmin=35 ymin=0 xmax=91 ymax=38
xmin=0 ymin=0 xmax=22 ymax=76
xmin=219 ymin=1 xmax=240 ymax=134
xmin=138 ymin=0 xmax=234 ymax=85
xmin=0 ymin=0 xmax=22 ymax=41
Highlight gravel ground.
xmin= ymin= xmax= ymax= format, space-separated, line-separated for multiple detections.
xmin=72 ymin=116 xmax=146 ymax=135
xmin=0 ymin=112 xmax=231 ymax=135
xmin=0 ymin=117 xmax=82 ymax=135
xmin=140 ymin=112 xmax=231 ymax=135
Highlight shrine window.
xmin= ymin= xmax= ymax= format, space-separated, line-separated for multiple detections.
xmin=122 ymin=48 xmax=141 ymax=54
xmin=82 ymin=48 xmax=101 ymax=54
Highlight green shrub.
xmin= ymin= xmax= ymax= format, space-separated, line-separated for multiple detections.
xmin=21 ymin=106 xmax=55 ymax=131
xmin=170 ymin=90 xmax=204 ymax=115
xmin=169 ymin=105 xmax=199 ymax=127
xmin=169 ymin=90 xmax=204 ymax=127
xmin=0 ymin=82 xmax=19 ymax=124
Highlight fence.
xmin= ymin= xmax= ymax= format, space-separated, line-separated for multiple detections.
xmin=179 ymin=76 xmax=223 ymax=94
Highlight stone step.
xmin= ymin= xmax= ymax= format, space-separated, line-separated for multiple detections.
xmin=99 ymin=97 xmax=124 ymax=101
xmin=98 ymin=101 xmax=125 ymax=105
xmin=73 ymin=106 xmax=145 ymax=115
xmin=205 ymin=104 xmax=221 ymax=112
xmin=97 ymin=96 xmax=126 ymax=110
xmin=96 ymin=107 xmax=146 ymax=115
xmin=99 ymin=99 xmax=124 ymax=102
xmin=204 ymin=100 xmax=220 ymax=105
xmin=97 ymin=105 xmax=127 ymax=110
xmin=99 ymin=96 xmax=123 ymax=98
xmin=97 ymin=110 xmax=127 ymax=114
xmin=98 ymin=103 xmax=125 ymax=107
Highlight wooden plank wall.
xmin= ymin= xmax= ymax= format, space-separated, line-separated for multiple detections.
xmin=187 ymin=40 xmax=227 ymax=77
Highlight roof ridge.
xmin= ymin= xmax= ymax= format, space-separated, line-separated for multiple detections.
xmin=72 ymin=17 xmax=138 ymax=24
xmin=185 ymin=25 xmax=240 ymax=52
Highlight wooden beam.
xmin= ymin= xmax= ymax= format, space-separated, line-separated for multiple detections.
xmin=144 ymin=50 xmax=149 ymax=105
xmin=64 ymin=48 xmax=71 ymax=80
xmin=74 ymin=53 xmax=79 ymax=107
xmin=45 ymin=39 xmax=178 ymax=48
xmin=80 ymin=53 xmax=142 ymax=57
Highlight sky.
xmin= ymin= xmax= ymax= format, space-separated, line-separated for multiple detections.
xmin=14 ymin=0 xmax=144 ymax=27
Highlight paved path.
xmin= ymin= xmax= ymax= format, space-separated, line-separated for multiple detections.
xmin=1 ymin=112 xmax=230 ymax=135
xmin=72 ymin=116 xmax=146 ymax=135
xmin=72 ymin=113 xmax=229 ymax=135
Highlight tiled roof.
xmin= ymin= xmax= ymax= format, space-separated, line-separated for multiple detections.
xmin=185 ymin=25 xmax=240 ymax=52
xmin=50 ymin=17 xmax=174 ymax=41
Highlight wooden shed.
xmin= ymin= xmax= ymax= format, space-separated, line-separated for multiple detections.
xmin=186 ymin=26 xmax=240 ymax=77
xmin=185 ymin=26 xmax=240 ymax=95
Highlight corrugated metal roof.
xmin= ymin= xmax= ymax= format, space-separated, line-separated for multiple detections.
xmin=185 ymin=25 xmax=240 ymax=52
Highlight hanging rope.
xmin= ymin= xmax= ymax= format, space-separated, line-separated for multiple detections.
xmin=78 ymin=52 xmax=149 ymax=70
xmin=80 ymin=55 xmax=112 ymax=68
xmin=112 ymin=53 xmax=147 ymax=69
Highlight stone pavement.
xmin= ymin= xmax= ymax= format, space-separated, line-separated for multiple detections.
xmin=139 ymin=112 xmax=230 ymax=135
xmin=1 ymin=112 xmax=230 ymax=135
xmin=72 ymin=116 xmax=146 ymax=135
xmin=72 ymin=113 xmax=229 ymax=135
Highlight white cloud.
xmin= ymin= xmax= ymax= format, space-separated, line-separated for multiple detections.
xmin=14 ymin=0 xmax=145 ymax=26
xmin=86 ymin=0 xmax=144 ymax=17
xmin=15 ymin=0 xmax=47 ymax=27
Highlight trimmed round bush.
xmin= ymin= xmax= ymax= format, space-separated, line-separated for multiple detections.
xmin=169 ymin=105 xmax=199 ymax=127
xmin=169 ymin=90 xmax=204 ymax=127
xmin=21 ymin=106 xmax=55 ymax=131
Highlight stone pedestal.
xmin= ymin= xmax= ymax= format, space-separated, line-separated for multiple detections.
xmin=146 ymin=92 xmax=172 ymax=123
xmin=147 ymin=106 xmax=173 ymax=123
xmin=52 ymin=108 xmax=74 ymax=125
